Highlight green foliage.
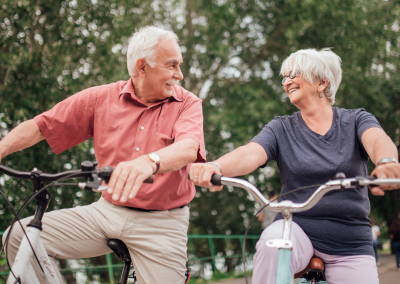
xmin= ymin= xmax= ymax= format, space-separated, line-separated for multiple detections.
xmin=0 ymin=0 xmax=157 ymax=281
xmin=1 ymin=0 xmax=400 ymax=279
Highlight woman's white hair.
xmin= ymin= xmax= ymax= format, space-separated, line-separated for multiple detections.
xmin=127 ymin=26 xmax=179 ymax=76
xmin=280 ymin=48 xmax=342 ymax=105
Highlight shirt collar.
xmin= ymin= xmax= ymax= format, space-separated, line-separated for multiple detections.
xmin=119 ymin=79 xmax=183 ymax=104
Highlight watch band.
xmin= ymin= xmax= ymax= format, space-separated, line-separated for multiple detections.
xmin=377 ymin=157 xmax=398 ymax=166
xmin=147 ymin=153 xmax=160 ymax=174
xmin=153 ymin=161 xmax=160 ymax=174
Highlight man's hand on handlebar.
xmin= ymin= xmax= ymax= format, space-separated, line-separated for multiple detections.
xmin=370 ymin=163 xmax=400 ymax=195
xmin=107 ymin=156 xmax=155 ymax=202
xmin=190 ymin=163 xmax=223 ymax=192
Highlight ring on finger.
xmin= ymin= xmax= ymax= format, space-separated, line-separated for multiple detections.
xmin=194 ymin=175 xmax=199 ymax=178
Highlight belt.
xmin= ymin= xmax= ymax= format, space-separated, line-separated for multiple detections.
xmin=124 ymin=203 xmax=189 ymax=212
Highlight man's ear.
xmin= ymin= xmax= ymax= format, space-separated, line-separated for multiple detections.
xmin=136 ymin=58 xmax=146 ymax=78
xmin=318 ymin=78 xmax=330 ymax=93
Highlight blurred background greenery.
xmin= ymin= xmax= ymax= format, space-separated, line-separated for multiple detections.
xmin=1 ymin=0 xmax=400 ymax=282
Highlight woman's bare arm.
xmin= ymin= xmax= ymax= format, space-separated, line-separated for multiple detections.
xmin=362 ymin=127 xmax=399 ymax=195
xmin=190 ymin=142 xmax=267 ymax=191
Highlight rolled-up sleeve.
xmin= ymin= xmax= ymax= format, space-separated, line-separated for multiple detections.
xmin=34 ymin=88 xmax=96 ymax=154
xmin=173 ymin=95 xmax=206 ymax=163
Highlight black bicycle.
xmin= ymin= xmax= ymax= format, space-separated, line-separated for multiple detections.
xmin=0 ymin=161 xmax=191 ymax=284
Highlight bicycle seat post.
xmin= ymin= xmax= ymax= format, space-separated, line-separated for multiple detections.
xmin=27 ymin=168 xmax=51 ymax=231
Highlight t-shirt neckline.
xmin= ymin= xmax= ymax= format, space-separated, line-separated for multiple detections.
xmin=297 ymin=107 xmax=337 ymax=140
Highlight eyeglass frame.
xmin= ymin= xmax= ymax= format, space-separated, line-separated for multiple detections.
xmin=281 ymin=70 xmax=301 ymax=85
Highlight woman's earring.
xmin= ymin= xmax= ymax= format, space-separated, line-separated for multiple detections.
xmin=319 ymin=92 xmax=323 ymax=98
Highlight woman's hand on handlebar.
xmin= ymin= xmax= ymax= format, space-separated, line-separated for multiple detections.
xmin=370 ymin=163 xmax=400 ymax=195
xmin=107 ymin=156 xmax=155 ymax=202
xmin=190 ymin=163 xmax=223 ymax=192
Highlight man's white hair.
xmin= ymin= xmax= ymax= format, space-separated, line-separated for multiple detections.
xmin=280 ymin=48 xmax=342 ymax=105
xmin=127 ymin=26 xmax=179 ymax=76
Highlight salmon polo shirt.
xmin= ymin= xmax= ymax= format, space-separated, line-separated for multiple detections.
xmin=34 ymin=79 xmax=206 ymax=210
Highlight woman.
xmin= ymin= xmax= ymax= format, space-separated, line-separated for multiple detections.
xmin=190 ymin=48 xmax=400 ymax=284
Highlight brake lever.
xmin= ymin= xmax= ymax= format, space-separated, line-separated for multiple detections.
xmin=78 ymin=180 xmax=102 ymax=191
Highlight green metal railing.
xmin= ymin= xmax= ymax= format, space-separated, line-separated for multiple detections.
xmin=0 ymin=231 xmax=260 ymax=282
xmin=187 ymin=234 xmax=259 ymax=271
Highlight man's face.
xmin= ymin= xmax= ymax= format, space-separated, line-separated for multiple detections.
xmin=143 ymin=38 xmax=184 ymax=101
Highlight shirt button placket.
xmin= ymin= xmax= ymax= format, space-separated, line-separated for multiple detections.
xmin=133 ymin=110 xmax=149 ymax=158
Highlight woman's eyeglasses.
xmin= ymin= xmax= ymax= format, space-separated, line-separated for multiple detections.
xmin=281 ymin=70 xmax=301 ymax=85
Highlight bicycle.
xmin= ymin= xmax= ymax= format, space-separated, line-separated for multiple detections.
xmin=208 ymin=173 xmax=400 ymax=284
xmin=0 ymin=161 xmax=191 ymax=284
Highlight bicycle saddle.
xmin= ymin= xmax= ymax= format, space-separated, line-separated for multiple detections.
xmin=107 ymin=239 xmax=132 ymax=263
xmin=294 ymin=256 xmax=326 ymax=281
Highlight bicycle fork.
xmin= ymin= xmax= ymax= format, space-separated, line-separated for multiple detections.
xmin=7 ymin=169 xmax=60 ymax=284
xmin=266 ymin=201 xmax=294 ymax=284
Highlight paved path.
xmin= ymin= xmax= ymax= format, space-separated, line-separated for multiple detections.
xmin=208 ymin=254 xmax=399 ymax=284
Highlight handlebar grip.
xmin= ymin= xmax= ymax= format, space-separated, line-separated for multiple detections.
xmin=366 ymin=175 xmax=378 ymax=187
xmin=211 ymin=174 xmax=223 ymax=186
xmin=187 ymin=173 xmax=223 ymax=186
xmin=98 ymin=166 xmax=114 ymax=184
xmin=144 ymin=175 xmax=154 ymax=184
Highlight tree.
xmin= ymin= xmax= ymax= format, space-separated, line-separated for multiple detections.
xmin=1 ymin=0 xmax=399 ymax=278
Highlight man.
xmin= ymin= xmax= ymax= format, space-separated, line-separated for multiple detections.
xmin=1 ymin=26 xmax=205 ymax=284
xmin=257 ymin=190 xmax=279 ymax=230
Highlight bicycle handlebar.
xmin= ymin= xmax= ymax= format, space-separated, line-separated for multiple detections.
xmin=0 ymin=162 xmax=154 ymax=192
xmin=210 ymin=174 xmax=400 ymax=213
xmin=0 ymin=164 xmax=93 ymax=181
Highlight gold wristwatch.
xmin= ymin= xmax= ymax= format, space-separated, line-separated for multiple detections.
xmin=147 ymin=153 xmax=160 ymax=174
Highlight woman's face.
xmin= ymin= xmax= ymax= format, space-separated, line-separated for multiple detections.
xmin=282 ymin=71 xmax=320 ymax=106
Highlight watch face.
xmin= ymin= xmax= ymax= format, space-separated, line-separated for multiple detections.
xmin=149 ymin=153 xmax=160 ymax=162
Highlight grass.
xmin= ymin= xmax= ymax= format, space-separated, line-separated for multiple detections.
xmin=188 ymin=270 xmax=253 ymax=283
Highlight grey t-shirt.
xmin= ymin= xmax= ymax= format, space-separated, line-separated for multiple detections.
xmin=251 ymin=107 xmax=381 ymax=256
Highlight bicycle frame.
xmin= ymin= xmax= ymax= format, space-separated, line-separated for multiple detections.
xmin=212 ymin=174 xmax=400 ymax=284
xmin=1 ymin=162 xmax=153 ymax=284
xmin=1 ymin=162 xmax=111 ymax=284
xmin=7 ymin=226 xmax=60 ymax=284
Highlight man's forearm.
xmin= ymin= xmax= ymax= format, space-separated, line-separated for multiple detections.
xmin=0 ymin=119 xmax=45 ymax=160
xmin=155 ymin=138 xmax=199 ymax=173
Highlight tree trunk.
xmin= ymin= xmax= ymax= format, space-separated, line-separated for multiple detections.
xmin=58 ymin=259 xmax=75 ymax=284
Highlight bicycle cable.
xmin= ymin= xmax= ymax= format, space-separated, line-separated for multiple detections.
xmin=49 ymin=182 xmax=80 ymax=187
xmin=1 ymin=171 xmax=96 ymax=280
xmin=1 ymin=174 xmax=78 ymax=280
xmin=0 ymin=188 xmax=28 ymax=280
xmin=242 ymin=183 xmax=324 ymax=284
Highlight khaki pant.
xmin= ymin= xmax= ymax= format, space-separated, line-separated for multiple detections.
xmin=2 ymin=197 xmax=189 ymax=284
